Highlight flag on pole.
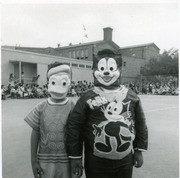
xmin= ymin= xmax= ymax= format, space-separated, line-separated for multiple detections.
xmin=83 ymin=25 xmax=86 ymax=31
xmin=84 ymin=34 xmax=88 ymax=38
xmin=83 ymin=25 xmax=88 ymax=38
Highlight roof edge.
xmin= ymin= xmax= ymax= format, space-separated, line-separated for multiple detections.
xmin=120 ymin=42 xmax=160 ymax=50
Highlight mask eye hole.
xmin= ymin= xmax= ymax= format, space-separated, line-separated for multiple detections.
xmin=52 ymin=81 xmax=55 ymax=85
xmin=98 ymin=58 xmax=106 ymax=72
xmin=100 ymin=67 xmax=104 ymax=71
xmin=61 ymin=78 xmax=69 ymax=87
xmin=108 ymin=58 xmax=117 ymax=71
xmin=114 ymin=108 xmax=117 ymax=111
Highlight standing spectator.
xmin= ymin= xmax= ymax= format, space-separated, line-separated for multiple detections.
xmin=9 ymin=73 xmax=15 ymax=87
xmin=7 ymin=84 xmax=11 ymax=95
xmin=31 ymin=74 xmax=40 ymax=87
xmin=21 ymin=72 xmax=24 ymax=85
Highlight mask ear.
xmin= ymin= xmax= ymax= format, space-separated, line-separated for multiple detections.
xmin=114 ymin=54 xmax=122 ymax=68
xmin=92 ymin=54 xmax=100 ymax=70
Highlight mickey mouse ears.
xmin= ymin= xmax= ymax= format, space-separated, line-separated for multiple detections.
xmin=92 ymin=49 xmax=122 ymax=69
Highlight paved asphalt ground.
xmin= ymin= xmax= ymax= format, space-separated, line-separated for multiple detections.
xmin=1 ymin=95 xmax=179 ymax=178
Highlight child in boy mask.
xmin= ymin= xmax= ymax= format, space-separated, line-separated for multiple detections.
xmin=25 ymin=62 xmax=74 ymax=178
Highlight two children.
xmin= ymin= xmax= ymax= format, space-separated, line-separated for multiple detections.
xmin=25 ymin=56 xmax=148 ymax=178
xmin=25 ymin=63 xmax=74 ymax=178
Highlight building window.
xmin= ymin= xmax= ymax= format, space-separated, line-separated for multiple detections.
xmin=79 ymin=64 xmax=85 ymax=68
xmin=123 ymin=61 xmax=126 ymax=67
xmin=73 ymin=51 xmax=76 ymax=58
xmin=81 ymin=50 xmax=84 ymax=59
xmin=77 ymin=50 xmax=79 ymax=57
xmin=85 ymin=49 xmax=88 ymax=57
xmin=86 ymin=65 xmax=92 ymax=69
xmin=72 ymin=63 xmax=78 ymax=67
xmin=69 ymin=51 xmax=71 ymax=58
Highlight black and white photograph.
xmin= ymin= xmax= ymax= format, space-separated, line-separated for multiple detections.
xmin=1 ymin=1 xmax=179 ymax=178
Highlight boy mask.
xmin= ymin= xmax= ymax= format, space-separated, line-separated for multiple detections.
xmin=47 ymin=64 xmax=71 ymax=99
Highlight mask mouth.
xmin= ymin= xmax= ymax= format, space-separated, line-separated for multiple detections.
xmin=102 ymin=76 xmax=112 ymax=82
xmin=49 ymin=91 xmax=66 ymax=99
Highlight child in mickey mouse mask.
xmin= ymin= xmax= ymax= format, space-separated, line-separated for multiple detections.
xmin=25 ymin=62 xmax=74 ymax=178
xmin=67 ymin=49 xmax=148 ymax=178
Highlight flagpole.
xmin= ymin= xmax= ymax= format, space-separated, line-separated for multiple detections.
xmin=82 ymin=25 xmax=88 ymax=43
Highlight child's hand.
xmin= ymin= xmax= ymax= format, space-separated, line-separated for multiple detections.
xmin=32 ymin=161 xmax=43 ymax=178
xmin=133 ymin=150 xmax=143 ymax=168
xmin=70 ymin=158 xmax=83 ymax=178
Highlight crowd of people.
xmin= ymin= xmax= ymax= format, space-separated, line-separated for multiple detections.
xmin=69 ymin=80 xmax=94 ymax=97
xmin=1 ymin=78 xmax=179 ymax=100
xmin=125 ymin=80 xmax=179 ymax=95
xmin=1 ymin=83 xmax=49 ymax=100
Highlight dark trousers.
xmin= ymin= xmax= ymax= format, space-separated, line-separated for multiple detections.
xmin=85 ymin=153 xmax=133 ymax=178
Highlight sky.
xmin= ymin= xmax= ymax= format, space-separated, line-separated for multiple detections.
xmin=1 ymin=2 xmax=179 ymax=52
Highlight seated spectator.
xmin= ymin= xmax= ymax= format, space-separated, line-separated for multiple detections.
xmin=36 ymin=86 xmax=44 ymax=98
xmin=42 ymin=85 xmax=49 ymax=98
xmin=18 ymin=84 xmax=25 ymax=98
xmin=152 ymin=85 xmax=156 ymax=95
xmin=31 ymin=84 xmax=38 ymax=98
xmin=10 ymin=86 xmax=16 ymax=98
xmin=174 ymin=87 xmax=179 ymax=95
xmin=15 ymin=85 xmax=21 ymax=98
xmin=26 ymin=86 xmax=34 ymax=98
xmin=23 ymin=84 xmax=30 ymax=97
xmin=1 ymin=85 xmax=7 ymax=100
xmin=19 ymin=84 xmax=30 ymax=98
xmin=142 ymin=86 xmax=147 ymax=94
xmin=71 ymin=87 xmax=77 ymax=96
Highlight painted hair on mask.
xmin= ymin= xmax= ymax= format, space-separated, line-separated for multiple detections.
xmin=92 ymin=49 xmax=122 ymax=70
xmin=47 ymin=62 xmax=72 ymax=81
xmin=92 ymin=49 xmax=122 ymax=87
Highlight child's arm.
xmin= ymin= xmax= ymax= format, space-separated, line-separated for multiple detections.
xmin=133 ymin=98 xmax=148 ymax=168
xmin=31 ymin=129 xmax=43 ymax=178
xmin=67 ymin=97 xmax=87 ymax=177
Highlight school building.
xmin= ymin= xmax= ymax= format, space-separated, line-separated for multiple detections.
xmin=1 ymin=27 xmax=160 ymax=86
xmin=1 ymin=48 xmax=93 ymax=87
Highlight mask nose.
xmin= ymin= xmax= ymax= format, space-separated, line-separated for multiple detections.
xmin=103 ymin=71 xmax=110 ymax=75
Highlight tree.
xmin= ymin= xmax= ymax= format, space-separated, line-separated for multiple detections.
xmin=141 ymin=48 xmax=179 ymax=77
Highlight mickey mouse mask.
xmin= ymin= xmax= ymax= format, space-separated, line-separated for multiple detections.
xmin=47 ymin=64 xmax=71 ymax=99
xmin=92 ymin=49 xmax=122 ymax=87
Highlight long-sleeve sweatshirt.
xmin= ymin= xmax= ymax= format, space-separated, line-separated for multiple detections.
xmin=67 ymin=86 xmax=148 ymax=161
